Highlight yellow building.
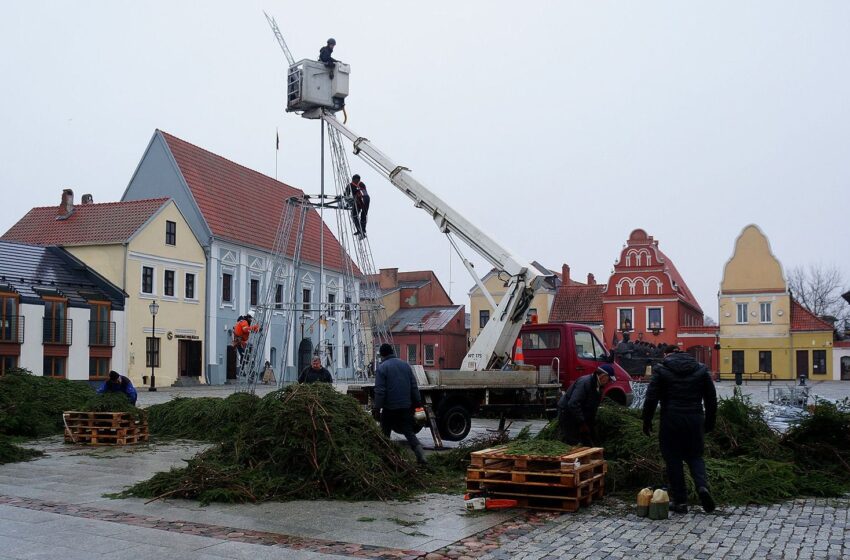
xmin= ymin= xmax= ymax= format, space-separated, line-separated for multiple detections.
xmin=468 ymin=263 xmax=562 ymax=344
xmin=718 ymin=225 xmax=832 ymax=380
xmin=2 ymin=191 xmax=206 ymax=387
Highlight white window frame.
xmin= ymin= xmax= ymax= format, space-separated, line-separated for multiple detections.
xmin=646 ymin=307 xmax=663 ymax=330
xmin=617 ymin=307 xmax=634 ymax=331
xmin=220 ymin=266 xmax=236 ymax=308
xmin=249 ymin=275 xmax=261 ymax=308
xmin=424 ymin=344 xmax=435 ymax=366
xmin=302 ymin=286 xmax=313 ymax=315
xmin=163 ymin=268 xmax=177 ymax=299
xmin=141 ymin=265 xmax=156 ymax=295
xmin=407 ymin=344 xmax=417 ymax=364
xmin=760 ymin=302 xmax=772 ymax=323
xmin=736 ymin=303 xmax=748 ymax=324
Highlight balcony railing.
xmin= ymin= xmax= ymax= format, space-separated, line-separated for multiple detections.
xmin=89 ymin=321 xmax=116 ymax=347
xmin=43 ymin=318 xmax=72 ymax=345
xmin=0 ymin=315 xmax=24 ymax=344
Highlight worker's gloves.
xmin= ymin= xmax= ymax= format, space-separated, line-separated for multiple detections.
xmin=371 ymin=408 xmax=381 ymax=421
xmin=642 ymin=421 xmax=652 ymax=437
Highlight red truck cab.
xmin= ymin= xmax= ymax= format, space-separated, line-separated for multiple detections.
xmin=516 ymin=322 xmax=633 ymax=406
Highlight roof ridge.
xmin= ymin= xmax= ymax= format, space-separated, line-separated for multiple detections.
xmin=158 ymin=130 xmax=301 ymax=193
xmin=23 ymin=196 xmax=170 ymax=212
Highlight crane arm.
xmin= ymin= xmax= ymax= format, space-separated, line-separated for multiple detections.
xmin=321 ymin=112 xmax=546 ymax=370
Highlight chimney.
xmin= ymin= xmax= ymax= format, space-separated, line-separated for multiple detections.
xmin=81 ymin=194 xmax=94 ymax=204
xmin=587 ymin=273 xmax=596 ymax=285
xmin=56 ymin=189 xmax=74 ymax=220
xmin=379 ymin=268 xmax=398 ymax=290
xmin=562 ymin=264 xmax=570 ymax=285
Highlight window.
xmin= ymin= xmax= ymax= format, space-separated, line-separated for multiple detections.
xmin=758 ymin=351 xmax=772 ymax=373
xmin=222 ymin=273 xmax=233 ymax=303
xmin=393 ymin=344 xmax=401 ymax=358
xmin=142 ymin=266 xmax=154 ymax=294
xmin=275 ymin=284 xmax=283 ymax=309
xmin=647 ymin=307 xmax=662 ymax=330
xmin=1 ymin=355 xmax=17 ymax=375
xmin=328 ymin=293 xmax=336 ymax=316
xmin=0 ymin=293 xmax=20 ymax=343
xmin=344 ymin=296 xmax=352 ymax=320
xmin=760 ymin=302 xmax=772 ymax=323
xmin=326 ymin=343 xmax=334 ymax=365
xmin=573 ymin=331 xmax=608 ymax=361
xmin=89 ymin=303 xmax=112 ymax=346
xmin=146 ymin=336 xmax=160 ymax=368
xmin=302 ymin=288 xmax=312 ymax=313
xmin=89 ymin=357 xmax=110 ymax=379
xmin=521 ymin=330 xmax=561 ymax=350
xmin=344 ymin=345 xmax=351 ymax=368
xmin=43 ymin=356 xmax=66 ymax=378
xmin=479 ymin=310 xmax=490 ymax=330
xmin=43 ymin=299 xmax=69 ymax=345
xmin=165 ymin=220 xmax=176 ymax=245
xmin=736 ymin=303 xmax=748 ymax=324
xmin=813 ymin=350 xmax=827 ymax=374
xmin=164 ymin=270 xmax=175 ymax=297
xmin=618 ymin=308 xmax=633 ymax=332
xmin=250 ymin=278 xmax=260 ymax=306
xmin=526 ymin=307 xmax=538 ymax=323
xmin=407 ymin=344 xmax=417 ymax=364
xmin=185 ymin=273 xmax=196 ymax=300
xmin=425 ymin=344 xmax=435 ymax=366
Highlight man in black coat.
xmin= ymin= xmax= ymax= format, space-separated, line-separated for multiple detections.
xmin=372 ymin=343 xmax=427 ymax=465
xmin=558 ymin=364 xmax=615 ymax=446
xmin=299 ymin=356 xmax=333 ymax=384
xmin=642 ymin=345 xmax=718 ymax=513
xmin=319 ymin=38 xmax=337 ymax=78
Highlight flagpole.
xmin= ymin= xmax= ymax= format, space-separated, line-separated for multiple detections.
xmin=275 ymin=128 xmax=279 ymax=180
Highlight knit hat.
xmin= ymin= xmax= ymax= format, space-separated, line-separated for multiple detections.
xmin=595 ymin=364 xmax=616 ymax=380
xmin=379 ymin=343 xmax=394 ymax=357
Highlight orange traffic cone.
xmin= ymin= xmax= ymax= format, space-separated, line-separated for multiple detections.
xmin=514 ymin=337 xmax=525 ymax=365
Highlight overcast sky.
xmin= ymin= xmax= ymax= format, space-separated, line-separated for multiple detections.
xmin=2 ymin=1 xmax=848 ymax=319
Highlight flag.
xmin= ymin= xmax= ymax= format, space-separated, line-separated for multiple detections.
xmin=276 ymin=129 xmax=279 ymax=151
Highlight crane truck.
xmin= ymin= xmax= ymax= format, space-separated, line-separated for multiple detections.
xmin=269 ymin=20 xmax=632 ymax=441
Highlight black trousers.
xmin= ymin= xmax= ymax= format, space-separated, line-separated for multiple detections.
xmin=558 ymin=409 xmax=594 ymax=446
xmin=380 ymin=408 xmax=420 ymax=452
xmin=351 ymin=194 xmax=370 ymax=233
xmin=659 ymin=412 xmax=708 ymax=504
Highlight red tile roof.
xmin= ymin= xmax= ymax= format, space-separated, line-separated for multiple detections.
xmin=550 ymin=284 xmax=606 ymax=323
xmin=160 ymin=131 xmax=357 ymax=275
xmin=1 ymin=198 xmax=170 ymax=246
xmin=790 ymin=300 xmax=834 ymax=332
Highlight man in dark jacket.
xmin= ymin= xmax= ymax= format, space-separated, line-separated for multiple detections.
xmin=299 ymin=356 xmax=333 ymax=384
xmin=97 ymin=370 xmax=138 ymax=405
xmin=372 ymin=343 xmax=427 ymax=465
xmin=345 ymin=174 xmax=370 ymax=237
xmin=642 ymin=345 xmax=717 ymax=514
xmin=558 ymin=364 xmax=615 ymax=446
xmin=319 ymin=38 xmax=337 ymax=78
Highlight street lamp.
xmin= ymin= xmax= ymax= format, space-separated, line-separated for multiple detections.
xmin=416 ymin=322 xmax=425 ymax=366
xmin=149 ymin=300 xmax=159 ymax=392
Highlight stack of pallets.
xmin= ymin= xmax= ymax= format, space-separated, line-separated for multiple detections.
xmin=466 ymin=446 xmax=606 ymax=512
xmin=63 ymin=411 xmax=149 ymax=446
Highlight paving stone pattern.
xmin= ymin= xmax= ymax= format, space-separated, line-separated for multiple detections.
xmin=477 ymin=498 xmax=850 ymax=560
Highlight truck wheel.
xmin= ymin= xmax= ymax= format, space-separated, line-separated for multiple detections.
xmin=437 ymin=404 xmax=472 ymax=441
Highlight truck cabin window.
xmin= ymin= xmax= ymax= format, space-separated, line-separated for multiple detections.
xmin=521 ymin=330 xmax=560 ymax=350
xmin=574 ymin=330 xmax=608 ymax=361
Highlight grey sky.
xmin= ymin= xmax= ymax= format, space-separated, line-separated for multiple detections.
xmin=2 ymin=1 xmax=848 ymax=319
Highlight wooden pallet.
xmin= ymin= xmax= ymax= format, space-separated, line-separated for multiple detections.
xmin=469 ymin=445 xmax=604 ymax=471
xmin=63 ymin=411 xmax=149 ymax=446
xmin=467 ymin=458 xmax=607 ymax=488
xmin=466 ymin=446 xmax=606 ymax=512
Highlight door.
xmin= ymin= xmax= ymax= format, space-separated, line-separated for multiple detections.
xmin=796 ymin=350 xmax=809 ymax=379
xmin=297 ymin=338 xmax=313 ymax=377
xmin=572 ymin=328 xmax=609 ymax=378
xmin=179 ymin=340 xmax=202 ymax=377
xmin=226 ymin=346 xmax=238 ymax=380
xmin=731 ymin=351 xmax=744 ymax=375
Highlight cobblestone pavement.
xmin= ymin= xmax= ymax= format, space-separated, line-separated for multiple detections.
xmin=476 ymin=498 xmax=850 ymax=560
